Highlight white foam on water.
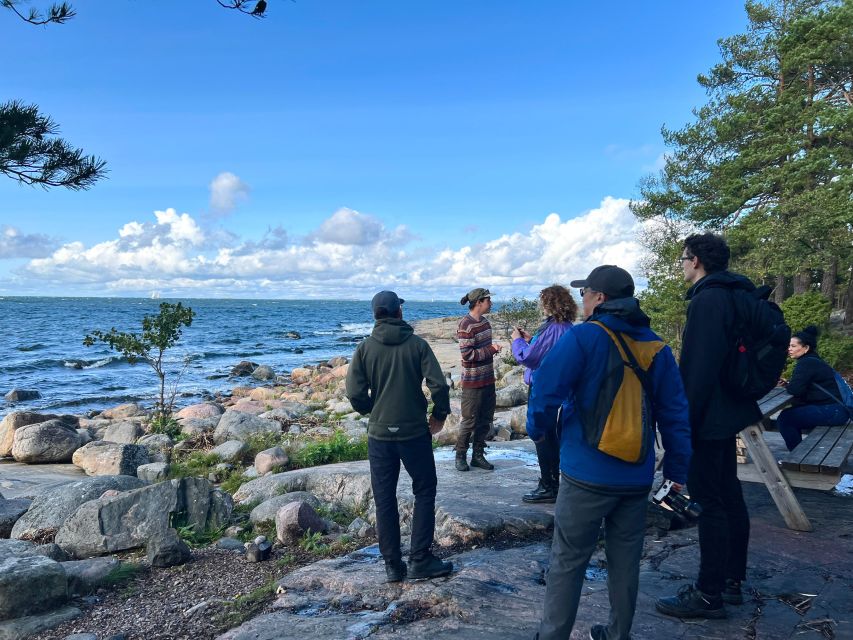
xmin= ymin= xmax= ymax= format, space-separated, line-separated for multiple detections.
xmin=833 ymin=474 xmax=853 ymax=496
xmin=340 ymin=322 xmax=374 ymax=334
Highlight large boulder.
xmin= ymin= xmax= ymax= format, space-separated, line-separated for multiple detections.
xmin=0 ymin=539 xmax=34 ymax=560
xmin=11 ymin=476 xmax=145 ymax=541
xmin=275 ymin=501 xmax=326 ymax=544
xmin=0 ymin=498 xmax=32 ymax=538
xmin=495 ymin=383 xmax=529 ymax=408
xmin=230 ymin=361 xmax=259 ymax=377
xmin=289 ymin=367 xmax=312 ymax=384
xmin=3 ymin=389 xmax=41 ymax=403
xmin=137 ymin=462 xmax=170 ymax=483
xmin=0 ymin=412 xmax=74 ymax=458
xmin=10 ymin=420 xmax=81 ymax=463
xmin=54 ymin=478 xmax=231 ymax=558
xmin=103 ymin=421 xmax=143 ymax=444
xmin=509 ymin=406 xmax=528 ymax=434
xmin=0 ymin=555 xmax=67 ymax=619
xmin=249 ymin=492 xmax=321 ymax=524
xmin=99 ymin=402 xmax=143 ymax=420
xmin=72 ymin=441 xmax=149 ymax=476
xmin=146 ymin=528 xmax=191 ymax=568
xmin=260 ymin=402 xmax=312 ymax=423
xmin=255 ymin=447 xmax=289 ymax=475
xmin=251 ymin=365 xmax=276 ymax=381
xmin=137 ymin=433 xmax=174 ymax=463
xmin=62 ymin=557 xmax=120 ymax=595
xmin=176 ymin=402 xmax=224 ymax=422
xmin=211 ymin=440 xmax=248 ymax=463
xmin=213 ymin=411 xmax=280 ymax=444
xmin=180 ymin=417 xmax=220 ymax=437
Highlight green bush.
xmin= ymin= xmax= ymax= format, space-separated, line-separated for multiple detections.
xmin=818 ymin=332 xmax=853 ymax=373
xmin=780 ymin=291 xmax=832 ymax=333
xmin=149 ymin=415 xmax=182 ymax=439
xmin=168 ymin=451 xmax=221 ymax=480
xmin=243 ymin=432 xmax=284 ymax=460
xmin=491 ymin=297 xmax=541 ymax=340
xmin=291 ymin=432 xmax=368 ymax=468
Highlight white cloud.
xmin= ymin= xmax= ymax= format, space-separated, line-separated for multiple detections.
xmin=0 ymin=226 xmax=57 ymax=259
xmin=12 ymin=198 xmax=650 ymax=298
xmin=209 ymin=172 xmax=250 ymax=215
xmin=315 ymin=207 xmax=385 ymax=245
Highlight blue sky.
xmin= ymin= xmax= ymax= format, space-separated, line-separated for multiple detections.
xmin=0 ymin=1 xmax=749 ymax=298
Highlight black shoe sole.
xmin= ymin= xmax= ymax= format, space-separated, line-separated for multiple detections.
xmin=470 ymin=463 xmax=494 ymax=470
xmin=408 ymin=568 xmax=453 ymax=580
xmin=655 ymin=601 xmax=727 ymax=619
xmin=522 ymin=495 xmax=557 ymax=504
xmin=721 ymin=593 xmax=744 ymax=605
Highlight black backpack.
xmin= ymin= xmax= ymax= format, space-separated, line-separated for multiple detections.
xmin=724 ymin=284 xmax=791 ymax=400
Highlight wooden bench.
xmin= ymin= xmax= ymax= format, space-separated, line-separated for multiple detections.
xmin=737 ymin=387 xmax=852 ymax=531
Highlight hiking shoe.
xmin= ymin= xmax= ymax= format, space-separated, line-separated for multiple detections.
xmin=407 ymin=553 xmax=453 ymax=580
xmin=523 ymin=478 xmax=557 ymax=503
xmin=655 ymin=584 xmax=726 ymax=619
xmin=588 ymin=624 xmax=606 ymax=640
xmin=722 ymin=579 xmax=744 ymax=605
xmin=384 ymin=560 xmax=407 ymax=583
xmin=470 ymin=450 xmax=494 ymax=470
xmin=455 ymin=455 xmax=470 ymax=472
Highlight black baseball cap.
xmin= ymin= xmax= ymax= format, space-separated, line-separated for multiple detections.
xmin=372 ymin=290 xmax=404 ymax=318
xmin=570 ymin=265 xmax=634 ymax=299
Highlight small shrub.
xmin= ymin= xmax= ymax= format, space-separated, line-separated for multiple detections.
xmin=168 ymin=451 xmax=221 ymax=480
xmin=175 ymin=522 xmax=227 ymax=548
xmin=491 ymin=297 xmax=541 ymax=340
xmin=103 ymin=562 xmax=142 ymax=586
xmin=243 ymin=432 xmax=283 ymax=459
xmin=315 ymin=503 xmax=364 ymax=527
xmin=149 ymin=415 xmax=181 ymax=439
xmin=298 ymin=529 xmax=328 ymax=553
xmin=218 ymin=579 xmax=278 ymax=627
xmin=291 ymin=431 xmax=368 ymax=468
xmin=219 ymin=468 xmax=247 ymax=495
xmin=276 ymin=553 xmax=296 ymax=569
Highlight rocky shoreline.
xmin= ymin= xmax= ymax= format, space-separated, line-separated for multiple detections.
xmin=1 ymin=317 xmax=851 ymax=640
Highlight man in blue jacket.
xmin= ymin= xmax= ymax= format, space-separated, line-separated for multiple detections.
xmin=530 ymin=266 xmax=692 ymax=640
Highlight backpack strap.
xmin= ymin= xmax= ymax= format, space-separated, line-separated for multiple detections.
xmin=812 ymin=382 xmax=853 ymax=423
xmin=590 ymin=321 xmax=656 ymax=401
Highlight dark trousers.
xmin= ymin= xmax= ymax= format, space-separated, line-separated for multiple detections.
xmin=687 ymin=437 xmax=749 ymax=596
xmin=368 ymin=433 xmax=437 ymax=564
xmin=777 ymin=404 xmax=849 ymax=451
xmin=456 ymin=384 xmax=496 ymax=454
xmin=530 ymin=385 xmax=560 ymax=483
xmin=538 ymin=478 xmax=649 ymax=640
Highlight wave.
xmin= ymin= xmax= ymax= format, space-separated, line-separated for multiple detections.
xmin=63 ymin=356 xmax=126 ymax=370
xmin=16 ymin=343 xmax=47 ymax=352
xmin=339 ymin=322 xmax=374 ymax=335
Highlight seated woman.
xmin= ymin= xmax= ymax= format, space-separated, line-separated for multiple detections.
xmin=777 ymin=325 xmax=849 ymax=451
xmin=511 ymin=284 xmax=577 ymax=503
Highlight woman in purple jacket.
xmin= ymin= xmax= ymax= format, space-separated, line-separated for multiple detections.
xmin=511 ymin=284 xmax=577 ymax=503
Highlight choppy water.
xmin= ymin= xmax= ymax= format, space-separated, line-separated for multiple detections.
xmin=0 ymin=297 xmax=460 ymax=415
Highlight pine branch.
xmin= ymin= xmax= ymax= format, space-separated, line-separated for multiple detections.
xmin=2 ymin=1 xmax=75 ymax=25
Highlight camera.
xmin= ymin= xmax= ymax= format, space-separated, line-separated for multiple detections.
xmin=652 ymin=479 xmax=702 ymax=520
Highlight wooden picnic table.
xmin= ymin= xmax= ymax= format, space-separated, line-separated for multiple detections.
xmin=737 ymin=387 xmax=853 ymax=532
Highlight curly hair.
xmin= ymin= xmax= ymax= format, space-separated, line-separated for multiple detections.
xmin=683 ymin=232 xmax=730 ymax=273
xmin=539 ymin=284 xmax=578 ymax=323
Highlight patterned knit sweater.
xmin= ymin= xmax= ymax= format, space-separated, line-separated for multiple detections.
xmin=457 ymin=314 xmax=497 ymax=388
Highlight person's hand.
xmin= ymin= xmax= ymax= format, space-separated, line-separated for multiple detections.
xmin=666 ymin=480 xmax=684 ymax=492
xmin=511 ymin=327 xmax=522 ymax=341
xmin=429 ymin=415 xmax=446 ymax=435
xmin=493 ymin=343 xmax=503 ymax=354
xmin=777 ymin=378 xmax=788 ymax=387
xmin=519 ymin=329 xmax=532 ymax=341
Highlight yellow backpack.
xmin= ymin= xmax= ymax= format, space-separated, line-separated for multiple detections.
xmin=581 ymin=322 xmax=664 ymax=464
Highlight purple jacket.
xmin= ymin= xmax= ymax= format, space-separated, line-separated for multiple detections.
xmin=511 ymin=318 xmax=573 ymax=385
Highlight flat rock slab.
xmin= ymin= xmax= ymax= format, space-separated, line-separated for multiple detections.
xmin=0 ymin=461 xmax=85 ymax=500
xmin=0 ymin=606 xmax=80 ymax=640
xmin=235 ymin=441 xmax=553 ymax=547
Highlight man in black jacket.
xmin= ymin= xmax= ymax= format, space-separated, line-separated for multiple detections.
xmin=346 ymin=291 xmax=453 ymax=583
xmin=657 ymin=233 xmax=761 ymax=619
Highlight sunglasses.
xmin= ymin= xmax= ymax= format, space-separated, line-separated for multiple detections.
xmin=580 ymin=288 xmax=598 ymax=297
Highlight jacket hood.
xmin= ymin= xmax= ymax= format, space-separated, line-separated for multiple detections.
xmin=370 ymin=317 xmax=414 ymax=345
xmin=686 ymin=270 xmax=755 ymax=300
xmin=589 ymin=297 xmax=651 ymax=336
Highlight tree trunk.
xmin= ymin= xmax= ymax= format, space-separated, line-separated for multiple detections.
xmin=793 ymin=269 xmax=812 ymax=295
xmin=774 ymin=274 xmax=788 ymax=305
xmin=844 ymin=266 xmax=853 ymax=327
xmin=821 ymin=257 xmax=838 ymax=305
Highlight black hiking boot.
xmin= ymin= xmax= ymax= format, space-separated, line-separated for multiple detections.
xmin=523 ymin=478 xmax=557 ymax=503
xmin=470 ymin=448 xmax=494 ymax=471
xmin=408 ymin=553 xmax=453 ymax=580
xmin=455 ymin=454 xmax=470 ymax=472
xmin=384 ymin=560 xmax=407 ymax=583
xmin=655 ymin=584 xmax=726 ymax=619
xmin=722 ymin=579 xmax=744 ymax=605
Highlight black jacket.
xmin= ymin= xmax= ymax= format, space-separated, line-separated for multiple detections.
xmin=680 ymin=271 xmax=762 ymax=440
xmin=787 ymin=352 xmax=841 ymax=406
xmin=346 ymin=318 xmax=450 ymax=441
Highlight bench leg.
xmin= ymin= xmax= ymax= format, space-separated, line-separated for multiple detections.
xmin=740 ymin=424 xmax=813 ymax=532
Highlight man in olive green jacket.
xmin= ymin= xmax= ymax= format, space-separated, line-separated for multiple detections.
xmin=346 ymin=291 xmax=452 ymax=583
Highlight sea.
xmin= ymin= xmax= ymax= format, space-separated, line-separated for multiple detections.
xmin=0 ymin=297 xmax=462 ymax=416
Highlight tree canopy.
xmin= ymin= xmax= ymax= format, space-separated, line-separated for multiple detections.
xmin=632 ymin=0 xmax=853 ymax=338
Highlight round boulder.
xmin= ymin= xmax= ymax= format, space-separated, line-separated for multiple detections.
xmin=175 ymin=402 xmax=224 ymax=422
xmin=11 ymin=420 xmax=82 ymax=463
xmin=275 ymin=501 xmax=326 ymax=544
xmin=72 ymin=441 xmax=150 ymax=477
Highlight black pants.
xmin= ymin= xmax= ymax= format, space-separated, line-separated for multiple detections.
xmin=457 ymin=384 xmax=496 ymax=454
xmin=368 ymin=432 xmax=437 ymax=564
xmin=530 ymin=385 xmax=560 ymax=483
xmin=687 ymin=437 xmax=750 ymax=596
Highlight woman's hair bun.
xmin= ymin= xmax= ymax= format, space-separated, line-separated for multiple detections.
xmin=460 ymin=295 xmax=469 ymax=305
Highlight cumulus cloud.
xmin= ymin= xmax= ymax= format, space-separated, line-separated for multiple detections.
xmin=0 ymin=226 xmax=57 ymax=259
xmin=209 ymin=172 xmax=250 ymax=215
xmin=14 ymin=198 xmax=649 ymax=298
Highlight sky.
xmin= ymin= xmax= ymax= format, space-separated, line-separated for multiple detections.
xmin=0 ymin=1 xmax=749 ymax=299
